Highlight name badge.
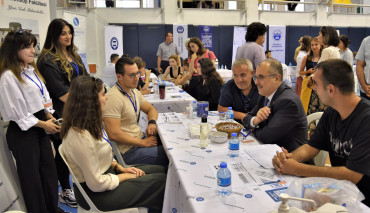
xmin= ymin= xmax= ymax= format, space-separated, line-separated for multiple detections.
xmin=43 ymin=98 xmax=53 ymax=108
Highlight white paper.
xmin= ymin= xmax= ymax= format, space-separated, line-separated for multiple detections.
xmin=245 ymin=144 xmax=282 ymax=169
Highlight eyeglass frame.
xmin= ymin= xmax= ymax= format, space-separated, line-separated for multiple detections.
xmin=253 ymin=74 xmax=276 ymax=82
xmin=126 ymin=71 xmax=141 ymax=79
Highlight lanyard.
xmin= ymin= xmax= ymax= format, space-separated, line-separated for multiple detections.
xmin=23 ymin=71 xmax=45 ymax=100
xmin=69 ymin=58 xmax=79 ymax=76
xmin=115 ymin=82 xmax=138 ymax=116
xmin=102 ymin=130 xmax=111 ymax=146
xmin=240 ymin=85 xmax=255 ymax=112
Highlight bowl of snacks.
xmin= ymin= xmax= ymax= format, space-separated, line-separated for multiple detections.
xmin=215 ymin=122 xmax=243 ymax=138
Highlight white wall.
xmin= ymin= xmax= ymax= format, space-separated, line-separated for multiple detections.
xmin=57 ymin=0 xmax=370 ymax=76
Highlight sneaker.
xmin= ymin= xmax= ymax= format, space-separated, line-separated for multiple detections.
xmin=59 ymin=189 xmax=78 ymax=208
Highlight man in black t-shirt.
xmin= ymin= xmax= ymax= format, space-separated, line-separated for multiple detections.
xmin=218 ymin=59 xmax=259 ymax=123
xmin=273 ymin=59 xmax=370 ymax=207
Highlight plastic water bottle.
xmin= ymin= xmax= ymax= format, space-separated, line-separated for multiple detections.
xmin=221 ymin=64 xmax=224 ymax=70
xmin=226 ymin=107 xmax=234 ymax=120
xmin=188 ymin=103 xmax=193 ymax=119
xmin=228 ymin=133 xmax=240 ymax=158
xmin=192 ymin=100 xmax=197 ymax=116
xmin=154 ymin=80 xmax=159 ymax=97
xmin=215 ymin=59 xmax=219 ymax=70
xmin=200 ymin=115 xmax=209 ymax=148
xmin=217 ymin=162 xmax=231 ymax=196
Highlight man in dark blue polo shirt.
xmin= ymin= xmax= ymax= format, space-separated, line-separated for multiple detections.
xmin=218 ymin=58 xmax=259 ymax=123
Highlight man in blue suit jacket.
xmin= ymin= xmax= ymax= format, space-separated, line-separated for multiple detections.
xmin=242 ymin=59 xmax=307 ymax=152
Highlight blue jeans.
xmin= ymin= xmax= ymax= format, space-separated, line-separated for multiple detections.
xmin=122 ymin=145 xmax=169 ymax=168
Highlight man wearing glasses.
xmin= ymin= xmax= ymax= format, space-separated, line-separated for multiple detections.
xmin=242 ymin=59 xmax=307 ymax=152
xmin=218 ymin=59 xmax=259 ymax=123
xmin=103 ymin=57 xmax=168 ymax=167
xmin=273 ymin=59 xmax=370 ymax=207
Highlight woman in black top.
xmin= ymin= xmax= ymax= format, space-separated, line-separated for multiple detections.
xmin=163 ymin=54 xmax=183 ymax=82
xmin=195 ymin=58 xmax=224 ymax=111
xmin=37 ymin=18 xmax=88 ymax=207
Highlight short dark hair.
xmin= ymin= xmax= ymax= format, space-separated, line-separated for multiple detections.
xmin=115 ymin=56 xmax=135 ymax=75
xmin=165 ymin=32 xmax=172 ymax=38
xmin=339 ymin=35 xmax=350 ymax=49
xmin=259 ymin=59 xmax=283 ymax=82
xmin=301 ymin=35 xmax=312 ymax=52
xmin=110 ymin=54 xmax=119 ymax=62
xmin=320 ymin=26 xmax=339 ymax=47
xmin=316 ymin=59 xmax=354 ymax=94
xmin=245 ymin=22 xmax=267 ymax=42
xmin=265 ymin=50 xmax=271 ymax=54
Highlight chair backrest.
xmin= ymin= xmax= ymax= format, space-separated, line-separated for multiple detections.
xmin=110 ymin=140 xmax=129 ymax=168
xmin=58 ymin=145 xmax=101 ymax=212
xmin=306 ymin=112 xmax=329 ymax=167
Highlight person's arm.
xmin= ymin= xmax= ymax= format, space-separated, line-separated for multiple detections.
xmin=157 ymin=56 xmax=162 ymax=73
xmin=356 ymin=60 xmax=370 ymax=96
xmin=111 ymin=161 xmax=145 ymax=180
xmin=189 ymin=53 xmax=197 ymax=74
xmin=175 ymin=67 xmax=193 ymax=85
xmin=209 ymin=51 xmax=216 ymax=68
xmin=254 ymin=46 xmax=266 ymax=67
xmin=298 ymin=56 xmax=315 ymax=76
xmin=142 ymin=69 xmax=151 ymax=91
xmin=177 ymin=55 xmax=181 ymax=67
xmin=140 ymin=101 xmax=158 ymax=136
xmin=220 ymin=106 xmax=246 ymax=121
xmin=163 ymin=66 xmax=171 ymax=80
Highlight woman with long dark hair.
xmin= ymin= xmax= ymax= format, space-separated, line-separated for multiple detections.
xmin=0 ymin=30 xmax=62 ymax=212
xmin=60 ymin=76 xmax=166 ymax=212
xmin=195 ymin=58 xmax=224 ymax=111
xmin=37 ymin=18 xmax=88 ymax=207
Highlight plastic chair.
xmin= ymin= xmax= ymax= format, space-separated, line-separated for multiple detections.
xmin=58 ymin=145 xmax=147 ymax=213
xmin=110 ymin=140 xmax=129 ymax=168
xmin=307 ymin=112 xmax=329 ymax=167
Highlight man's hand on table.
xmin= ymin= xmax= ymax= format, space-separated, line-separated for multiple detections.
xmin=146 ymin=123 xmax=157 ymax=136
xmin=272 ymin=147 xmax=298 ymax=175
xmin=253 ymin=106 xmax=271 ymax=126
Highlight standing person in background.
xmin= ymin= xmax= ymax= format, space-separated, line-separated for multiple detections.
xmin=294 ymin=37 xmax=303 ymax=62
xmin=133 ymin=57 xmax=151 ymax=95
xmin=195 ymin=58 xmax=224 ymax=111
xmin=265 ymin=50 xmax=273 ymax=59
xmin=101 ymin=53 xmax=119 ymax=88
xmin=339 ymin=35 xmax=354 ymax=66
xmin=163 ymin=55 xmax=184 ymax=82
xmin=300 ymin=37 xmax=323 ymax=114
xmin=235 ymin=22 xmax=267 ymax=70
xmin=156 ymin=32 xmax=180 ymax=74
xmin=295 ymin=35 xmax=311 ymax=97
xmin=0 ymin=30 xmax=64 ymax=213
xmin=355 ymin=36 xmax=370 ymax=100
xmin=306 ymin=26 xmax=340 ymax=115
xmin=37 ymin=18 xmax=88 ymax=208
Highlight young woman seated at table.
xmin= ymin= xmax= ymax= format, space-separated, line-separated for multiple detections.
xmin=195 ymin=58 xmax=224 ymax=111
xmin=163 ymin=55 xmax=183 ymax=82
xmin=60 ymin=76 xmax=166 ymax=212
xmin=133 ymin=56 xmax=151 ymax=95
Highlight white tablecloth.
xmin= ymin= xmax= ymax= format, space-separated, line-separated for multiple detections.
xmin=157 ymin=112 xmax=298 ymax=213
xmin=217 ymin=69 xmax=233 ymax=83
xmin=143 ymin=82 xmax=195 ymax=113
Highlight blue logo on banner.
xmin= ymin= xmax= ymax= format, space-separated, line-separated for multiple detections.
xmin=110 ymin=37 xmax=118 ymax=50
xmin=245 ymin=194 xmax=253 ymax=198
xmin=273 ymin=30 xmax=282 ymax=41
xmin=196 ymin=197 xmax=204 ymax=201
xmin=199 ymin=25 xmax=213 ymax=51
xmin=190 ymin=162 xmax=196 ymax=165
xmin=73 ymin=17 xmax=79 ymax=26
xmin=203 ymin=26 xmax=210 ymax=33
xmin=172 ymin=208 xmax=177 ymax=213
xmin=177 ymin=26 xmax=184 ymax=34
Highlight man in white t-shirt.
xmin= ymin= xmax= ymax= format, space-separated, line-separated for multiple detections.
xmin=101 ymin=54 xmax=119 ymax=88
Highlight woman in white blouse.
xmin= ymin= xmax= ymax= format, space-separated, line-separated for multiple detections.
xmin=0 ymin=31 xmax=61 ymax=212
xmin=60 ymin=76 xmax=166 ymax=212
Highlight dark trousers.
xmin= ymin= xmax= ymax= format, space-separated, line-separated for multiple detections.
xmin=6 ymin=111 xmax=59 ymax=213
xmin=50 ymin=133 xmax=71 ymax=191
xmin=360 ymin=91 xmax=370 ymax=100
xmin=160 ymin=60 xmax=169 ymax=73
xmin=74 ymin=165 xmax=166 ymax=213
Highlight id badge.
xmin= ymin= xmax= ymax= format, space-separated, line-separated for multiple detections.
xmin=43 ymin=98 xmax=53 ymax=108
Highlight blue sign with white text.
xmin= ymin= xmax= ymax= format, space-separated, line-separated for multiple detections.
xmin=199 ymin=25 xmax=213 ymax=51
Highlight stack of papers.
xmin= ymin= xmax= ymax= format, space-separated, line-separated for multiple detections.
xmin=244 ymin=144 xmax=282 ymax=169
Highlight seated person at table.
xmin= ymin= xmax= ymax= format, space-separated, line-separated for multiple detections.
xmin=61 ymin=76 xmax=166 ymax=212
xmin=272 ymin=59 xmax=370 ymax=207
xmin=195 ymin=58 xmax=224 ymax=111
xmin=175 ymin=59 xmax=190 ymax=90
xmin=163 ymin=55 xmax=184 ymax=83
xmin=218 ymin=59 xmax=259 ymax=123
xmin=242 ymin=59 xmax=307 ymax=152
xmin=103 ymin=57 xmax=168 ymax=167
xmin=133 ymin=56 xmax=151 ymax=95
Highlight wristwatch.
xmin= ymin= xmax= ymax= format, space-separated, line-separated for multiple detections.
xmin=148 ymin=119 xmax=157 ymax=125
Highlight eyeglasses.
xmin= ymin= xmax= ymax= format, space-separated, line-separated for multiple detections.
xmin=253 ymin=74 xmax=276 ymax=82
xmin=127 ymin=71 xmax=141 ymax=79
xmin=12 ymin=29 xmax=25 ymax=39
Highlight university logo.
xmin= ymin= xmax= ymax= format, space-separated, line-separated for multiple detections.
xmin=203 ymin=26 xmax=210 ymax=33
xmin=73 ymin=17 xmax=79 ymax=26
xmin=110 ymin=37 xmax=118 ymax=50
xmin=273 ymin=30 xmax=282 ymax=41
xmin=177 ymin=26 xmax=184 ymax=34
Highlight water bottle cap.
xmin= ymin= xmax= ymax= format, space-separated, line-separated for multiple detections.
xmin=231 ymin=133 xmax=237 ymax=137
xmin=193 ymin=100 xmax=196 ymax=103
xmin=220 ymin=162 xmax=227 ymax=168
xmin=201 ymin=115 xmax=207 ymax=123
xmin=228 ymin=107 xmax=232 ymax=110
